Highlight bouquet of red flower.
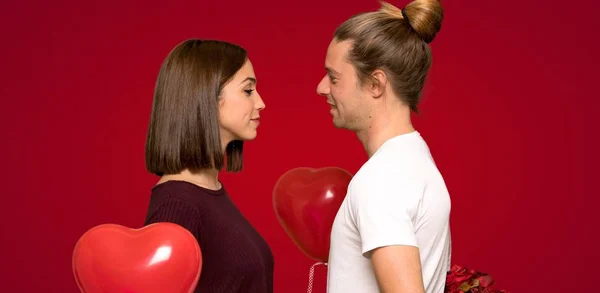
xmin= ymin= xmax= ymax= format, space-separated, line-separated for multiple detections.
xmin=444 ymin=264 xmax=508 ymax=293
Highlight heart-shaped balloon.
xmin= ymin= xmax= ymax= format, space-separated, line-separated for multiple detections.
xmin=73 ymin=222 xmax=202 ymax=293
xmin=273 ymin=167 xmax=353 ymax=262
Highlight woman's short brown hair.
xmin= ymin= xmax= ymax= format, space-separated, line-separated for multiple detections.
xmin=145 ymin=39 xmax=247 ymax=176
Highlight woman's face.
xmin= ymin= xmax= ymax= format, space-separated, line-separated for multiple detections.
xmin=219 ymin=59 xmax=266 ymax=145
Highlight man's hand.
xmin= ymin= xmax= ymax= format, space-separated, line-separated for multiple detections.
xmin=370 ymin=245 xmax=425 ymax=293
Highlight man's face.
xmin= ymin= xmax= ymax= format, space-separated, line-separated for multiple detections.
xmin=316 ymin=39 xmax=369 ymax=131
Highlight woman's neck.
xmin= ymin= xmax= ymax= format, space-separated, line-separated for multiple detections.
xmin=158 ymin=168 xmax=221 ymax=190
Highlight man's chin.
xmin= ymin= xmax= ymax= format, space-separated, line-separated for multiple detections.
xmin=332 ymin=118 xmax=345 ymax=129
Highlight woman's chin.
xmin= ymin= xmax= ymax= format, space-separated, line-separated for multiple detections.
xmin=237 ymin=129 xmax=258 ymax=141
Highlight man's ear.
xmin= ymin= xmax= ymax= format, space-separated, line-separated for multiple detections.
xmin=369 ymin=69 xmax=387 ymax=98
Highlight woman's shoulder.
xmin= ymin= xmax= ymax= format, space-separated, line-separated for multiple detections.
xmin=152 ymin=180 xmax=226 ymax=198
xmin=147 ymin=180 xmax=231 ymax=216
xmin=144 ymin=182 xmax=208 ymax=231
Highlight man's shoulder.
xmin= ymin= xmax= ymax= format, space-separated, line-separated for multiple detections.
xmin=347 ymin=144 xmax=429 ymax=206
xmin=348 ymin=159 xmax=425 ymax=204
xmin=352 ymin=151 xmax=424 ymax=185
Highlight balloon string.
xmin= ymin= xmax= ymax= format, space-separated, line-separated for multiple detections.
xmin=307 ymin=262 xmax=327 ymax=293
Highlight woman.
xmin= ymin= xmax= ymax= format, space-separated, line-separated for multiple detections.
xmin=143 ymin=39 xmax=273 ymax=293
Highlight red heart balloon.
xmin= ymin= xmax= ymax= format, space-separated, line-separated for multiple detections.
xmin=273 ymin=167 xmax=353 ymax=262
xmin=73 ymin=223 xmax=202 ymax=293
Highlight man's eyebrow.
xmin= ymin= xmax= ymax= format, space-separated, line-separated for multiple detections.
xmin=326 ymin=67 xmax=340 ymax=76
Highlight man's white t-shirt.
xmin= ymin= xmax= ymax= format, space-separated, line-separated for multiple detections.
xmin=327 ymin=131 xmax=451 ymax=293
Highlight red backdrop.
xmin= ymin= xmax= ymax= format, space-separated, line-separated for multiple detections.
xmin=1 ymin=0 xmax=598 ymax=292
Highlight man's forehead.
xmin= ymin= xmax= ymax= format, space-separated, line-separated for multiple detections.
xmin=325 ymin=40 xmax=351 ymax=75
xmin=325 ymin=40 xmax=352 ymax=72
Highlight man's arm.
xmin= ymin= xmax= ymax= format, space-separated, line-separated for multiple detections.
xmin=352 ymin=168 xmax=425 ymax=293
xmin=370 ymin=245 xmax=425 ymax=293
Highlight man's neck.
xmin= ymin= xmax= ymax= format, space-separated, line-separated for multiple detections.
xmin=356 ymin=105 xmax=415 ymax=158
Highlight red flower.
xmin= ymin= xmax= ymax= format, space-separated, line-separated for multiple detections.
xmin=444 ymin=264 xmax=508 ymax=293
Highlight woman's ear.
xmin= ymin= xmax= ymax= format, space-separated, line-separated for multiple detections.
xmin=217 ymin=93 xmax=225 ymax=108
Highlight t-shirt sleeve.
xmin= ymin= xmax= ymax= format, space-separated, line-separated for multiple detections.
xmin=352 ymin=171 xmax=423 ymax=257
xmin=144 ymin=197 xmax=202 ymax=241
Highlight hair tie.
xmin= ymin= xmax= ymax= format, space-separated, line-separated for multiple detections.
xmin=401 ymin=8 xmax=411 ymax=26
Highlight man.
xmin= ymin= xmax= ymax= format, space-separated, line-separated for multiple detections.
xmin=316 ymin=1 xmax=451 ymax=292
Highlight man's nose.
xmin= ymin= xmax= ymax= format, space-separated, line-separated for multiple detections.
xmin=316 ymin=76 xmax=330 ymax=97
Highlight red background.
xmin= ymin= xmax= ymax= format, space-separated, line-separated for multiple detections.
xmin=1 ymin=0 xmax=598 ymax=292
